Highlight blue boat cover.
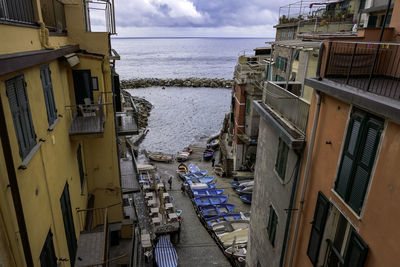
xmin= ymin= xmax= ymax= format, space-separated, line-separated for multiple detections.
xmin=155 ymin=236 xmax=178 ymax=267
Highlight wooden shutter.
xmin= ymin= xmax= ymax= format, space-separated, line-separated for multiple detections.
xmin=40 ymin=230 xmax=57 ymax=267
xmin=60 ymin=184 xmax=77 ymax=266
xmin=275 ymin=139 xmax=289 ymax=179
xmin=348 ymin=118 xmax=383 ymax=213
xmin=77 ymin=145 xmax=85 ymax=189
xmin=40 ymin=65 xmax=57 ymax=125
xmin=344 ymin=229 xmax=368 ymax=267
xmin=6 ymin=75 xmax=36 ymax=159
xmin=307 ymin=192 xmax=330 ymax=265
xmin=335 ymin=112 xmax=363 ymax=198
xmin=267 ymin=205 xmax=278 ymax=247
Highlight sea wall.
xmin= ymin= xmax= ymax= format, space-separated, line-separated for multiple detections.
xmin=120 ymin=78 xmax=234 ymax=89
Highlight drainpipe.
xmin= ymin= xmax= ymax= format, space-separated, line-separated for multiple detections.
xmin=279 ymin=151 xmax=302 ymax=267
xmin=0 ymin=96 xmax=33 ymax=266
xmin=287 ymin=91 xmax=322 ymax=267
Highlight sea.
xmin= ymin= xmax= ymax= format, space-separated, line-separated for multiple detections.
xmin=112 ymin=38 xmax=272 ymax=154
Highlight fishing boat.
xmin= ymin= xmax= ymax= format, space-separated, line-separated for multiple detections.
xmin=218 ymin=228 xmax=249 ymax=248
xmin=199 ymin=204 xmax=236 ymax=218
xmin=240 ymin=194 xmax=252 ymax=204
xmin=176 ymin=163 xmax=188 ymax=178
xmin=203 ymin=148 xmax=214 ymax=161
xmin=190 ymin=182 xmax=216 ymax=190
xmin=240 ymin=212 xmax=251 ymax=221
xmin=192 ymin=188 xmax=224 ymax=197
xmin=148 ymin=152 xmax=173 ymax=163
xmin=194 ymin=196 xmax=228 ymax=206
xmin=176 ymin=151 xmax=190 ymax=162
xmin=154 ymin=236 xmax=178 ymax=267
xmin=224 ymin=243 xmax=247 ymax=259
xmin=182 ymin=147 xmax=193 ymax=154
xmin=235 ymin=186 xmax=253 ymax=195
xmin=206 ymin=213 xmax=242 ymax=227
xmin=230 ymin=180 xmax=253 ymax=188
xmin=207 ymin=139 xmax=220 ymax=149
xmin=188 ymin=163 xmax=201 ymax=173
xmin=185 ymin=176 xmax=215 ymax=185
xmin=212 ymin=220 xmax=249 ymax=235
xmin=183 ymin=171 xmax=208 ymax=179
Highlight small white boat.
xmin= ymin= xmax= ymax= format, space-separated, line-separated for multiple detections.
xmin=225 ymin=243 xmax=247 ymax=259
xmin=218 ymin=228 xmax=249 ymax=248
xmin=176 ymin=151 xmax=190 ymax=162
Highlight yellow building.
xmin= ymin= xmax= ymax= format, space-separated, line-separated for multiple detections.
xmin=0 ymin=0 xmax=127 ymax=266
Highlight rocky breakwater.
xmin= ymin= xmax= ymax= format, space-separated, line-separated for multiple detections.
xmin=122 ymin=90 xmax=153 ymax=128
xmin=120 ymin=78 xmax=234 ymax=89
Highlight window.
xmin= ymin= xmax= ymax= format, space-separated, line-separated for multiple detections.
xmin=6 ymin=75 xmax=36 ymax=159
xmin=293 ymin=49 xmax=300 ymax=61
xmin=40 ymin=230 xmax=57 ymax=267
xmin=275 ymin=56 xmax=280 ymax=69
xmin=40 ymin=65 xmax=57 ymax=126
xmin=335 ymin=109 xmax=383 ymax=214
xmin=77 ymin=144 xmax=85 ymax=191
xmin=275 ymin=138 xmax=289 ymax=180
xmin=246 ymin=99 xmax=251 ymax=115
xmin=92 ymin=77 xmax=99 ymax=91
xmin=280 ymin=57 xmax=287 ymax=71
xmin=267 ymin=205 xmax=278 ymax=246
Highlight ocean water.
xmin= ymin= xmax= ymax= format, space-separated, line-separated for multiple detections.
xmin=112 ymin=37 xmax=272 ymax=80
xmin=127 ymin=86 xmax=231 ymax=155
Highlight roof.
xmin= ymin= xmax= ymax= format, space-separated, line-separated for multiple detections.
xmin=268 ymin=39 xmax=321 ymax=49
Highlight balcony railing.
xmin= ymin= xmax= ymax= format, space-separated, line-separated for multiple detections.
xmin=323 ymin=41 xmax=400 ymax=100
xmin=84 ymin=0 xmax=116 ymax=34
xmin=263 ymin=81 xmax=310 ymax=134
xmin=40 ymin=0 xmax=66 ymax=32
xmin=0 ymin=0 xmax=36 ymax=25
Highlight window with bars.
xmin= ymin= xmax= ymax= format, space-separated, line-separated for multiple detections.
xmin=334 ymin=108 xmax=383 ymax=215
xmin=267 ymin=205 xmax=278 ymax=247
xmin=275 ymin=138 xmax=289 ymax=180
xmin=40 ymin=65 xmax=57 ymax=126
xmin=6 ymin=75 xmax=36 ymax=159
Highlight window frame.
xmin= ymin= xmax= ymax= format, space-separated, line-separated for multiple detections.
xmin=40 ymin=65 xmax=58 ymax=126
xmin=267 ymin=205 xmax=278 ymax=247
xmin=275 ymin=138 xmax=289 ymax=181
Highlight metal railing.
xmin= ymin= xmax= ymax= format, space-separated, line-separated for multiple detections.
xmin=323 ymin=41 xmax=400 ymax=100
xmin=40 ymin=0 xmax=66 ymax=32
xmin=263 ymin=81 xmax=310 ymax=133
xmin=0 ymin=0 xmax=36 ymax=25
xmin=84 ymin=0 xmax=116 ymax=34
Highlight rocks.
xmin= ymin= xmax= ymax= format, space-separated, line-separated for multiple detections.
xmin=120 ymin=78 xmax=233 ymax=89
xmin=121 ymin=90 xmax=153 ymax=129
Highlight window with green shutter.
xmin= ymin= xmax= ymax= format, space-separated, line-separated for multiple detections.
xmin=40 ymin=65 xmax=57 ymax=126
xmin=6 ymin=75 xmax=36 ymax=160
xmin=275 ymin=56 xmax=280 ymax=69
xmin=40 ymin=230 xmax=57 ymax=267
xmin=246 ymin=99 xmax=251 ymax=115
xmin=77 ymin=144 xmax=85 ymax=191
xmin=267 ymin=205 xmax=278 ymax=247
xmin=275 ymin=138 xmax=289 ymax=180
xmin=335 ymin=109 xmax=383 ymax=214
xmin=343 ymin=229 xmax=368 ymax=267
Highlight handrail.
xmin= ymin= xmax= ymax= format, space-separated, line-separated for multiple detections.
xmin=77 ymin=202 xmax=121 ymax=213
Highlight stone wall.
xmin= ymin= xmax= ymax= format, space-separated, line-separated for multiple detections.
xmin=120 ymin=78 xmax=234 ymax=89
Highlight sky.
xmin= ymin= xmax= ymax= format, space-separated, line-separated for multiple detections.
xmin=94 ymin=0 xmax=295 ymax=38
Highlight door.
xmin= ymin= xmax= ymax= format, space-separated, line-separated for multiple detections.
xmin=60 ymin=183 xmax=77 ymax=266
xmin=73 ymin=70 xmax=93 ymax=105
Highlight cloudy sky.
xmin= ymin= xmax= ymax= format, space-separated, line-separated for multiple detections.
xmin=108 ymin=0 xmax=294 ymax=37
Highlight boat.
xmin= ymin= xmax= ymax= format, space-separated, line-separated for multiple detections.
xmin=240 ymin=212 xmax=251 ymax=221
xmin=183 ymin=171 xmax=208 ymax=179
xmin=218 ymin=228 xmax=249 ymax=248
xmin=225 ymin=243 xmax=247 ymax=259
xmin=176 ymin=151 xmax=190 ymax=162
xmin=154 ymin=236 xmax=178 ymax=267
xmin=194 ymin=196 xmax=228 ymax=206
xmin=213 ymin=165 xmax=225 ymax=176
xmin=212 ymin=220 xmax=249 ymax=235
xmin=207 ymin=139 xmax=220 ymax=149
xmin=203 ymin=148 xmax=214 ymax=161
xmin=148 ymin=152 xmax=173 ymax=163
xmin=190 ymin=182 xmax=216 ymax=190
xmin=240 ymin=194 xmax=252 ymax=204
xmin=182 ymin=147 xmax=193 ymax=153
xmin=206 ymin=213 xmax=242 ymax=227
xmin=192 ymin=189 xmax=224 ymax=197
xmin=185 ymin=176 xmax=215 ymax=185
xmin=230 ymin=180 xmax=253 ymax=188
xmin=235 ymin=186 xmax=253 ymax=195
xmin=188 ymin=163 xmax=201 ymax=173
xmin=199 ymin=204 xmax=236 ymax=218
xmin=176 ymin=163 xmax=188 ymax=178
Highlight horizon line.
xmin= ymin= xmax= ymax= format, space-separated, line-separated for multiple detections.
xmin=111 ymin=36 xmax=275 ymax=39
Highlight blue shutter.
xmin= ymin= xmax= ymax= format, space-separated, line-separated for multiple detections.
xmin=307 ymin=192 xmax=330 ymax=265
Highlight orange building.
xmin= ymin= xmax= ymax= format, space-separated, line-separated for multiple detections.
xmin=285 ymin=1 xmax=400 ymax=266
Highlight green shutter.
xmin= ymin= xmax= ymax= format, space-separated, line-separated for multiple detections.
xmin=275 ymin=139 xmax=289 ymax=179
xmin=307 ymin=192 xmax=330 ymax=265
xmin=246 ymin=99 xmax=251 ymax=115
xmin=6 ymin=75 xmax=36 ymax=159
xmin=267 ymin=205 xmax=278 ymax=247
xmin=40 ymin=230 xmax=57 ymax=267
xmin=77 ymin=145 xmax=85 ymax=189
xmin=344 ymin=229 xmax=368 ymax=267
xmin=40 ymin=65 xmax=57 ymax=126
xmin=276 ymin=56 xmax=280 ymax=69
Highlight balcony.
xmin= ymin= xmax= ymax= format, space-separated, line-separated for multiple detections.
xmin=322 ymin=41 xmax=400 ymax=100
xmin=68 ymin=97 xmax=105 ymax=138
xmin=0 ymin=0 xmax=36 ymax=26
xmin=116 ymin=112 xmax=138 ymax=136
xmin=40 ymin=0 xmax=66 ymax=32
xmin=254 ymin=81 xmax=310 ymax=149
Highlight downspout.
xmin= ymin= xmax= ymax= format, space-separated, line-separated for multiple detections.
xmin=287 ymin=41 xmax=325 ymax=267
xmin=0 ymin=96 xmax=33 ymax=266
xmin=279 ymin=151 xmax=302 ymax=267
xmin=287 ymin=91 xmax=322 ymax=267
